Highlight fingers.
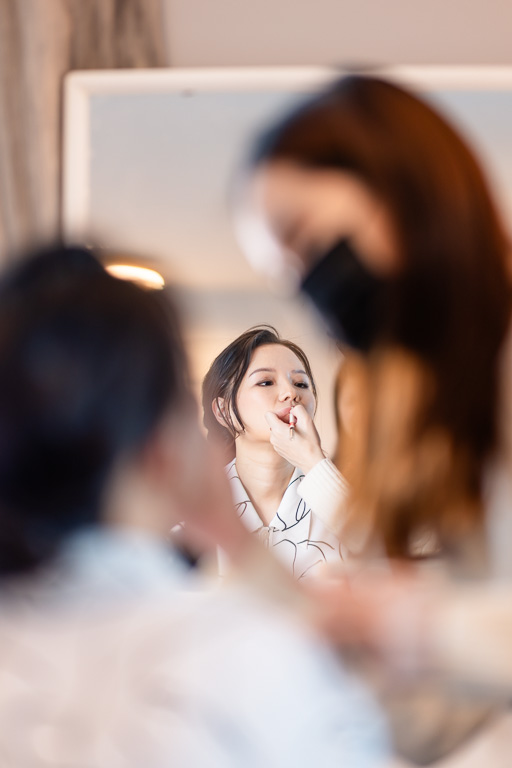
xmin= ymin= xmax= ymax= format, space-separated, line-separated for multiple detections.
xmin=265 ymin=411 xmax=294 ymax=458
xmin=290 ymin=403 xmax=310 ymax=425
xmin=265 ymin=410 xmax=290 ymax=436
xmin=265 ymin=407 xmax=324 ymax=470
xmin=291 ymin=404 xmax=322 ymax=451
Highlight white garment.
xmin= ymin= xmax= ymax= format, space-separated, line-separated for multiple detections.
xmin=0 ymin=528 xmax=389 ymax=768
xmin=225 ymin=458 xmax=348 ymax=579
xmin=299 ymin=456 xmax=351 ymax=533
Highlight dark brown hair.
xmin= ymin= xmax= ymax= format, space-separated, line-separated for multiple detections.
xmin=202 ymin=325 xmax=317 ymax=461
xmin=0 ymin=245 xmax=190 ymax=575
xmin=249 ymin=75 xmax=512 ymax=556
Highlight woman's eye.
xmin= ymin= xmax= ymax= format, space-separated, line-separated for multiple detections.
xmin=257 ymin=380 xmax=274 ymax=387
xmin=294 ymin=381 xmax=309 ymax=389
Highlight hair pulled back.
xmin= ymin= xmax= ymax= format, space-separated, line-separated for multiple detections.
xmin=202 ymin=325 xmax=316 ymax=462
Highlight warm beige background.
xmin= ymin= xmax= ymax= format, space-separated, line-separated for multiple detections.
xmin=4 ymin=1 xmax=512 ymax=452
xmin=166 ymin=0 xmax=512 ymax=67
xmin=3 ymin=0 xmax=512 ymax=265
xmin=0 ymin=0 xmax=167 ymax=263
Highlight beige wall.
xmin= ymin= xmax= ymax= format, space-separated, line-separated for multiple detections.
xmin=166 ymin=0 xmax=512 ymax=67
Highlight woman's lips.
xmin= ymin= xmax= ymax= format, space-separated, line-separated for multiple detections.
xmin=275 ymin=406 xmax=293 ymax=424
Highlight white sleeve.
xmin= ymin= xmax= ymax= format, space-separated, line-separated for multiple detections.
xmin=298 ymin=458 xmax=350 ymax=533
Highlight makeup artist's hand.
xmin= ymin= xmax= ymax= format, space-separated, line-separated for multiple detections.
xmin=265 ymin=404 xmax=325 ymax=474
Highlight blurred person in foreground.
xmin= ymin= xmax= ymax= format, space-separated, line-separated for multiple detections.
xmin=0 ymin=244 xmax=388 ymax=768
xmin=235 ymin=74 xmax=512 ymax=764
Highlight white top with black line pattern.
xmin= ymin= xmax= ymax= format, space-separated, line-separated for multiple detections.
xmin=222 ymin=457 xmax=349 ymax=580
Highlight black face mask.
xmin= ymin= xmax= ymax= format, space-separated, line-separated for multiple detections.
xmin=300 ymin=238 xmax=389 ymax=352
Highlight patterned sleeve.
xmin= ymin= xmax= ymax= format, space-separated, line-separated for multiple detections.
xmin=297 ymin=458 xmax=350 ymax=534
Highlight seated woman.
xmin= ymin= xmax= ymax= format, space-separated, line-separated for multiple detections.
xmin=202 ymin=325 xmax=349 ymax=579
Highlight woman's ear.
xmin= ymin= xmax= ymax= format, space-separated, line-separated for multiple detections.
xmin=212 ymin=397 xmax=228 ymax=428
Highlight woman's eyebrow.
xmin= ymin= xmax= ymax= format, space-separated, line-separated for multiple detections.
xmin=249 ymin=367 xmax=309 ymax=377
xmin=249 ymin=367 xmax=276 ymax=377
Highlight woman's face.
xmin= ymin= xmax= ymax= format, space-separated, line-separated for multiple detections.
xmin=235 ymin=160 xmax=400 ymax=291
xmin=235 ymin=343 xmax=316 ymax=443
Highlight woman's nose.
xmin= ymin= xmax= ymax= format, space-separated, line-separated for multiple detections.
xmin=279 ymin=387 xmax=299 ymax=403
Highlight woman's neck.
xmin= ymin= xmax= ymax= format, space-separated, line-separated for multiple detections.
xmin=234 ymin=440 xmax=294 ymax=526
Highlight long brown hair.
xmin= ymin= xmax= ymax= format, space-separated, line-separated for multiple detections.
xmin=249 ymin=75 xmax=512 ymax=556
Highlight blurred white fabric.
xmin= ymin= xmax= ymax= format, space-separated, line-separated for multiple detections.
xmin=222 ymin=459 xmax=346 ymax=579
xmin=0 ymin=528 xmax=389 ymax=767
